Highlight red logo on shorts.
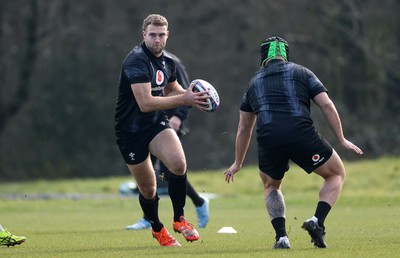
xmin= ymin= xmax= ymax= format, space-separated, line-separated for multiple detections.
xmin=312 ymin=154 xmax=320 ymax=162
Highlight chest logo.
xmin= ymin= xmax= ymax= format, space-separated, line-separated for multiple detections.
xmin=156 ymin=70 xmax=164 ymax=85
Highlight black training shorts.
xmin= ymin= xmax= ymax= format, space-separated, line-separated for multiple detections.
xmin=257 ymin=118 xmax=333 ymax=180
xmin=117 ymin=117 xmax=171 ymax=165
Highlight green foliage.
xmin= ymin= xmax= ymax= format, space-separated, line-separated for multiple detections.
xmin=1 ymin=157 xmax=399 ymax=257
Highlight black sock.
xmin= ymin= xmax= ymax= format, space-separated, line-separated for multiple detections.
xmin=314 ymin=201 xmax=331 ymax=228
xmin=186 ymin=180 xmax=204 ymax=207
xmin=271 ymin=217 xmax=287 ymax=241
xmin=168 ymin=173 xmax=187 ymax=222
xmin=139 ymin=193 xmax=163 ymax=232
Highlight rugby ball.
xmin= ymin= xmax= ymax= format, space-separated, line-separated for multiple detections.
xmin=191 ymin=79 xmax=220 ymax=112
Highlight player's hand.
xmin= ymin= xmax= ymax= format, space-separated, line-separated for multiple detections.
xmin=186 ymin=83 xmax=210 ymax=110
xmin=224 ymin=163 xmax=241 ymax=183
xmin=340 ymin=138 xmax=363 ymax=155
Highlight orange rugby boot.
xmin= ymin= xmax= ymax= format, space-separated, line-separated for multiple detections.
xmin=152 ymin=227 xmax=181 ymax=247
xmin=173 ymin=216 xmax=199 ymax=242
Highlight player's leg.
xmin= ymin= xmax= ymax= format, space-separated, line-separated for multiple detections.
xmin=149 ymin=128 xmax=186 ymax=221
xmin=302 ymin=150 xmax=345 ymax=248
xmin=157 ymin=157 xmax=203 ymax=205
xmin=157 ymin=155 xmax=209 ymax=228
xmin=306 ymin=150 xmax=345 ymax=231
xmin=257 ymin=135 xmax=290 ymax=249
xmin=126 ymin=157 xmax=180 ymax=246
xmin=185 ymin=180 xmax=203 ymax=206
xmin=313 ymin=149 xmax=345 ymax=206
xmin=259 ymin=171 xmax=290 ymax=249
xmin=186 ymin=179 xmax=209 ymax=228
xmin=150 ymin=128 xmax=186 ymax=176
xmin=149 ymin=129 xmax=199 ymax=242
xmin=126 ymin=156 xmax=163 ymax=231
xmin=154 ymin=157 xmax=170 ymax=193
xmin=126 ymin=155 xmax=162 ymax=230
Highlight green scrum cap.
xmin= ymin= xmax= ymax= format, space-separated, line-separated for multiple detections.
xmin=260 ymin=36 xmax=289 ymax=66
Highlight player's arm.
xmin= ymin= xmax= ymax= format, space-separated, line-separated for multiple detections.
xmin=131 ymin=82 xmax=208 ymax=112
xmin=313 ymin=92 xmax=344 ymax=142
xmin=234 ymin=111 xmax=256 ymax=166
xmin=313 ymin=92 xmax=363 ymax=154
xmin=163 ymin=80 xmax=185 ymax=96
xmin=225 ymin=111 xmax=256 ymax=183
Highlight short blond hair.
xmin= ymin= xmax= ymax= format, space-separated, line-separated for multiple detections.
xmin=142 ymin=14 xmax=168 ymax=31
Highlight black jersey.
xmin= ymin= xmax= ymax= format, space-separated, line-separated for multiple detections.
xmin=240 ymin=59 xmax=327 ymax=136
xmin=114 ymin=42 xmax=177 ymax=140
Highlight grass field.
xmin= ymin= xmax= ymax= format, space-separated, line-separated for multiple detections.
xmin=1 ymin=157 xmax=399 ymax=257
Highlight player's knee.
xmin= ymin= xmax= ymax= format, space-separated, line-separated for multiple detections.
xmin=337 ymin=166 xmax=346 ymax=182
xmin=167 ymin=159 xmax=187 ymax=176
xmin=328 ymin=166 xmax=346 ymax=187
xmin=318 ymin=151 xmax=346 ymax=180
xmin=332 ymin=157 xmax=346 ymax=181
xmin=139 ymin=185 xmax=157 ymax=199
xmin=264 ymin=182 xmax=281 ymax=195
xmin=260 ymin=171 xmax=281 ymax=190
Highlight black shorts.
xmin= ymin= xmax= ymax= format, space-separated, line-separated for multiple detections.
xmin=117 ymin=118 xmax=171 ymax=165
xmin=257 ymin=118 xmax=333 ymax=180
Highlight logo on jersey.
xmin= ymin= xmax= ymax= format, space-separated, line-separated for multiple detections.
xmin=312 ymin=153 xmax=325 ymax=166
xmin=156 ymin=70 xmax=164 ymax=85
